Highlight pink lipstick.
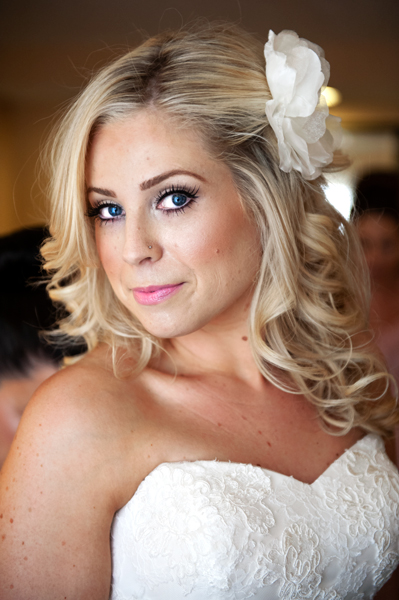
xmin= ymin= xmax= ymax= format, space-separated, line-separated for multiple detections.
xmin=132 ymin=283 xmax=184 ymax=305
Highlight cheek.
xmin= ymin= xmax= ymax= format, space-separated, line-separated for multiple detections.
xmin=95 ymin=228 xmax=122 ymax=279
xmin=170 ymin=204 xmax=260 ymax=280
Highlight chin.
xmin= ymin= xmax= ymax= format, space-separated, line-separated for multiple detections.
xmin=135 ymin=309 xmax=215 ymax=340
xmin=141 ymin=319 xmax=201 ymax=340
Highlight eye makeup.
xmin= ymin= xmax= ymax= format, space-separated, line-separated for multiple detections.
xmin=86 ymin=182 xmax=200 ymax=223
xmin=154 ymin=184 xmax=199 ymax=215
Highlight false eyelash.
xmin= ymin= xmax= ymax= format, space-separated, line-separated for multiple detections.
xmin=154 ymin=184 xmax=200 ymax=210
xmin=85 ymin=201 xmax=124 ymax=223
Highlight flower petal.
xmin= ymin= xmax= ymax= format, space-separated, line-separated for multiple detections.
xmin=264 ymin=29 xmax=343 ymax=180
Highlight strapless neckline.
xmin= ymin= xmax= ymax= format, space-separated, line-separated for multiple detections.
xmin=148 ymin=433 xmax=371 ymax=488
xmin=110 ymin=433 xmax=399 ymax=600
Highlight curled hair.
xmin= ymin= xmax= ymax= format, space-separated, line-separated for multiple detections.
xmin=42 ymin=22 xmax=398 ymax=436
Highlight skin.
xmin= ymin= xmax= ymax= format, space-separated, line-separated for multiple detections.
xmin=356 ymin=213 xmax=399 ymax=332
xmin=357 ymin=213 xmax=399 ymax=285
xmin=0 ymin=362 xmax=58 ymax=468
xmin=0 ymin=110 xmax=364 ymax=599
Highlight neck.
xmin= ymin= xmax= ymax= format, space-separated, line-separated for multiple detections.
xmin=156 ymin=293 xmax=264 ymax=388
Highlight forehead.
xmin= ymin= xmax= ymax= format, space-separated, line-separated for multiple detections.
xmin=357 ymin=213 xmax=399 ymax=239
xmin=86 ymin=109 xmax=234 ymax=193
xmin=89 ymin=110 xmax=209 ymax=163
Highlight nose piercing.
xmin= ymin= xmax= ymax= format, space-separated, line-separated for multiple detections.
xmin=148 ymin=245 xmax=152 ymax=249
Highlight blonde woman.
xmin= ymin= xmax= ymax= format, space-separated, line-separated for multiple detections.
xmin=0 ymin=24 xmax=398 ymax=599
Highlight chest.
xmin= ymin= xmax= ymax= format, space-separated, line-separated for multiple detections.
xmin=126 ymin=374 xmax=360 ymax=486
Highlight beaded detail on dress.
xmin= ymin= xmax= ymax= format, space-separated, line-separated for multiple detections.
xmin=110 ymin=434 xmax=399 ymax=599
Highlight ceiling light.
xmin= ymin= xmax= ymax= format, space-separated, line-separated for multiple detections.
xmin=322 ymin=86 xmax=343 ymax=107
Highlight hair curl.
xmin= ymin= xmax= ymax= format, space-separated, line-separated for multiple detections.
xmin=41 ymin=22 xmax=398 ymax=437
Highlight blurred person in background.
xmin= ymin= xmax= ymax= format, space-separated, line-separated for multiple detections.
xmin=353 ymin=172 xmax=399 ymax=466
xmin=0 ymin=227 xmax=74 ymax=467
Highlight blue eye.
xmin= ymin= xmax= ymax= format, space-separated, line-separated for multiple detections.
xmin=156 ymin=186 xmax=199 ymax=213
xmin=171 ymin=193 xmax=188 ymax=207
xmin=86 ymin=202 xmax=125 ymax=222
xmin=98 ymin=204 xmax=124 ymax=220
xmin=106 ymin=205 xmax=123 ymax=217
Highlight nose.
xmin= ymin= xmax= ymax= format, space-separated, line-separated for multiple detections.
xmin=122 ymin=217 xmax=162 ymax=265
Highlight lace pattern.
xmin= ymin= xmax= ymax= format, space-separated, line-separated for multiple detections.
xmin=110 ymin=434 xmax=399 ymax=599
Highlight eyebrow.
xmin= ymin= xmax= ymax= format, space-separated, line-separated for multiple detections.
xmin=86 ymin=186 xmax=116 ymax=198
xmin=140 ymin=170 xmax=206 ymax=191
xmin=86 ymin=169 xmax=206 ymax=199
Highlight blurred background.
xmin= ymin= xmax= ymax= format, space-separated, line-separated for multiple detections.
xmin=0 ymin=0 xmax=398 ymax=234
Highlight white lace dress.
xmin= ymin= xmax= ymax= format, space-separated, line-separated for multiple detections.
xmin=110 ymin=434 xmax=399 ymax=599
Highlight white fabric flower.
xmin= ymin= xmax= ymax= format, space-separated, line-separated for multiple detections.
xmin=264 ymin=30 xmax=342 ymax=180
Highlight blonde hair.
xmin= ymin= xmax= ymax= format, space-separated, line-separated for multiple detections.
xmin=42 ymin=22 xmax=398 ymax=436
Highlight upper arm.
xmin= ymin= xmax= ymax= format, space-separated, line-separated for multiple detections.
xmin=0 ymin=372 xmax=117 ymax=599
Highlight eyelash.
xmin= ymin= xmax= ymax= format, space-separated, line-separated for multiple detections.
xmin=86 ymin=184 xmax=199 ymax=224
xmin=155 ymin=184 xmax=199 ymax=215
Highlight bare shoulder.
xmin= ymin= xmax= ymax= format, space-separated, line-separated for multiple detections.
xmin=0 ymin=346 xmax=143 ymax=599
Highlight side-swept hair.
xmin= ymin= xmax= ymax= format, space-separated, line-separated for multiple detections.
xmin=42 ymin=22 xmax=397 ymax=436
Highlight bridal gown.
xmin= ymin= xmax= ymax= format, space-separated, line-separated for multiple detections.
xmin=110 ymin=434 xmax=399 ymax=599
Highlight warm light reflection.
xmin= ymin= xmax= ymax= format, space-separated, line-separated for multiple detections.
xmin=324 ymin=182 xmax=353 ymax=220
xmin=322 ymin=86 xmax=343 ymax=107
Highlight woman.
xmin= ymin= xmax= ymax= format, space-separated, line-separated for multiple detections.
xmin=0 ymin=24 xmax=398 ymax=599
xmin=353 ymin=172 xmax=399 ymax=469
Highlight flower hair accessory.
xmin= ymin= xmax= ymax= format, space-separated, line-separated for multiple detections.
xmin=264 ymin=30 xmax=342 ymax=180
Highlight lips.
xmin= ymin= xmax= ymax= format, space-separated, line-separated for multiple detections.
xmin=132 ymin=283 xmax=184 ymax=305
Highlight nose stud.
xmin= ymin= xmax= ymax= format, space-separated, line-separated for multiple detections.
xmin=148 ymin=245 xmax=152 ymax=249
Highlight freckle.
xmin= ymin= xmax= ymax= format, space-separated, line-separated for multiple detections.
xmin=73 ymin=564 xmax=75 ymax=568
xmin=24 ymin=556 xmax=28 ymax=560
xmin=28 ymin=508 xmax=32 ymax=512
xmin=242 ymin=336 xmax=248 ymax=341
xmin=0 ymin=514 xmax=2 ymax=518
xmin=258 ymin=430 xmax=262 ymax=435
xmin=22 ymin=541 xmax=24 ymax=545
xmin=10 ymin=518 xmax=13 ymax=523
xmin=267 ymin=441 xmax=272 ymax=447
xmin=12 ymin=478 xmax=16 ymax=482
xmin=41 ymin=464 xmax=43 ymax=467
xmin=1 ymin=534 xmax=5 ymax=540
xmin=19 ymin=453 xmax=21 ymax=457
xmin=6 ymin=487 xmax=8 ymax=490
xmin=217 ymin=422 xmax=222 ymax=427
xmin=62 ymin=541 xmax=66 ymax=546
xmin=150 ymin=443 xmax=153 ymax=446
xmin=10 ymin=584 xmax=14 ymax=589
xmin=39 ymin=424 xmax=42 ymax=427
xmin=36 ymin=453 xmax=39 ymax=457
xmin=17 ymin=446 xmax=19 ymax=449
